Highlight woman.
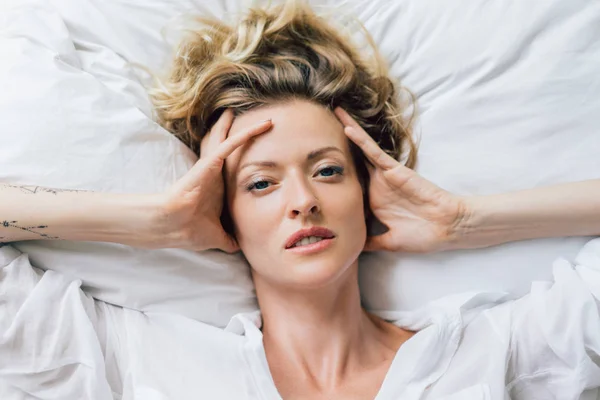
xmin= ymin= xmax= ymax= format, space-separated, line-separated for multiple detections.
xmin=1 ymin=1 xmax=599 ymax=398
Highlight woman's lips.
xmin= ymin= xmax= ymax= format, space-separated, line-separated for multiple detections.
xmin=286 ymin=237 xmax=335 ymax=255
xmin=285 ymin=226 xmax=335 ymax=249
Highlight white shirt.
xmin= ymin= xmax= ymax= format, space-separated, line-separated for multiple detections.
xmin=1 ymin=239 xmax=600 ymax=399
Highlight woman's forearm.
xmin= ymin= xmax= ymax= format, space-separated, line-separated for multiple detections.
xmin=0 ymin=183 xmax=165 ymax=248
xmin=456 ymin=179 xmax=600 ymax=249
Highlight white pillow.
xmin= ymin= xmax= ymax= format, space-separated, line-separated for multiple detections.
xmin=0 ymin=0 xmax=256 ymax=328
xmin=355 ymin=0 xmax=600 ymax=311
xmin=1 ymin=0 xmax=598 ymax=327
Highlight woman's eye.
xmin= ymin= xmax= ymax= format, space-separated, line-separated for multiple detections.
xmin=317 ymin=166 xmax=344 ymax=177
xmin=246 ymin=166 xmax=343 ymax=192
xmin=246 ymin=180 xmax=270 ymax=191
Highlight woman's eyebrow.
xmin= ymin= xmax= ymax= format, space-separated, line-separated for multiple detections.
xmin=238 ymin=160 xmax=278 ymax=172
xmin=238 ymin=146 xmax=344 ymax=172
xmin=306 ymin=146 xmax=344 ymax=161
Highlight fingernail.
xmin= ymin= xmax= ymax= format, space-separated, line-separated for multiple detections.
xmin=261 ymin=118 xmax=272 ymax=123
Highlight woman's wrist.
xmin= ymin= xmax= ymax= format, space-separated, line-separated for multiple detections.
xmin=451 ymin=192 xmax=560 ymax=250
xmin=450 ymin=180 xmax=600 ymax=250
xmin=450 ymin=195 xmax=517 ymax=250
xmin=87 ymin=192 xmax=170 ymax=249
xmin=0 ymin=183 xmax=169 ymax=248
xmin=49 ymin=192 xmax=168 ymax=249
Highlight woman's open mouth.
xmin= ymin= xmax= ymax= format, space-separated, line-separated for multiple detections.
xmin=284 ymin=226 xmax=336 ymax=255
xmin=286 ymin=236 xmax=335 ymax=255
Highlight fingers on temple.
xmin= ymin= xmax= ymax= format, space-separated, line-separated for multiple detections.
xmin=344 ymin=127 xmax=398 ymax=171
xmin=213 ymin=119 xmax=273 ymax=162
xmin=334 ymin=107 xmax=397 ymax=171
xmin=213 ymin=109 xmax=235 ymax=140
xmin=334 ymin=107 xmax=361 ymax=129
xmin=201 ymin=110 xmax=234 ymax=158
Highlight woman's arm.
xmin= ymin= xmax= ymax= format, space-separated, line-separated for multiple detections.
xmin=0 ymin=115 xmax=273 ymax=252
xmin=0 ymin=183 xmax=164 ymax=248
xmin=455 ymin=179 xmax=600 ymax=250
xmin=336 ymin=107 xmax=600 ymax=252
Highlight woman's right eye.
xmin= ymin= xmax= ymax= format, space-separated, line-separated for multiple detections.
xmin=246 ymin=180 xmax=271 ymax=192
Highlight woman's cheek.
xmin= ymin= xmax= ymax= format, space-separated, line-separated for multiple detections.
xmin=235 ymin=194 xmax=278 ymax=243
xmin=343 ymin=183 xmax=368 ymax=236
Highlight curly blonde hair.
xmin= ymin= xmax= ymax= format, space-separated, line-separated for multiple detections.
xmin=150 ymin=0 xmax=417 ymax=169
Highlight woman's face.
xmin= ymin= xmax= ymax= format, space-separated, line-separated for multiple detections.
xmin=223 ymin=99 xmax=367 ymax=289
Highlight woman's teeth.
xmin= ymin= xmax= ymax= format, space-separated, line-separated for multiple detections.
xmin=293 ymin=236 xmax=324 ymax=247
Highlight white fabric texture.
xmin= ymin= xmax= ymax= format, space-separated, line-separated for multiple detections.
xmin=1 ymin=238 xmax=599 ymax=399
xmin=1 ymin=0 xmax=600 ymax=326
xmin=0 ymin=0 xmax=257 ymax=327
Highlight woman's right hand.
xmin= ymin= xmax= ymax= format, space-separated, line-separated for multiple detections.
xmin=154 ymin=110 xmax=272 ymax=252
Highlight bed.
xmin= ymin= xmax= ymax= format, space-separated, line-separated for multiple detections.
xmin=1 ymin=0 xmax=599 ymax=398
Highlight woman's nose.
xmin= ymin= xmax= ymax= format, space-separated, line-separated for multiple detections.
xmin=287 ymin=178 xmax=320 ymax=218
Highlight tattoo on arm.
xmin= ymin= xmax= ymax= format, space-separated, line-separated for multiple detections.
xmin=0 ymin=183 xmax=78 ymax=242
xmin=0 ymin=183 xmax=88 ymax=195
xmin=1 ymin=220 xmax=59 ymax=240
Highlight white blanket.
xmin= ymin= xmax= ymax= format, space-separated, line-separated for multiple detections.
xmin=0 ymin=245 xmax=113 ymax=399
xmin=0 ymin=245 xmax=251 ymax=399
xmin=2 ymin=240 xmax=600 ymax=399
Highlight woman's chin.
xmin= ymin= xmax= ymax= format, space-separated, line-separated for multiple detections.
xmin=275 ymin=256 xmax=358 ymax=290
xmin=248 ymin=242 xmax=363 ymax=290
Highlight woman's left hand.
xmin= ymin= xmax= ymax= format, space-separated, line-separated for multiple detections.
xmin=335 ymin=108 xmax=470 ymax=253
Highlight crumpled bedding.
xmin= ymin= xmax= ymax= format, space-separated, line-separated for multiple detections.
xmin=0 ymin=245 xmax=252 ymax=400
xmin=2 ymin=239 xmax=600 ymax=399
xmin=0 ymin=245 xmax=113 ymax=399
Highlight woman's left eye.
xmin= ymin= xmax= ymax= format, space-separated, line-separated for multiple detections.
xmin=317 ymin=166 xmax=344 ymax=177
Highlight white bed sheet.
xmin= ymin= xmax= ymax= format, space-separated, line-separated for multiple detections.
xmin=0 ymin=245 xmax=252 ymax=399
xmin=1 ymin=0 xmax=599 ymax=329
xmin=0 ymin=245 xmax=113 ymax=399
xmin=3 ymin=241 xmax=600 ymax=399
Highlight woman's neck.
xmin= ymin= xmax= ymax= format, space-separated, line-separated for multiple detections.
xmin=254 ymin=263 xmax=406 ymax=394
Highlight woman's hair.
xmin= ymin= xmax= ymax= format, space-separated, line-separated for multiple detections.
xmin=150 ymin=0 xmax=417 ymax=231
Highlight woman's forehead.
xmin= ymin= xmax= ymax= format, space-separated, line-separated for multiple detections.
xmin=228 ymin=100 xmax=341 ymax=136
xmin=225 ymin=100 xmax=349 ymax=171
